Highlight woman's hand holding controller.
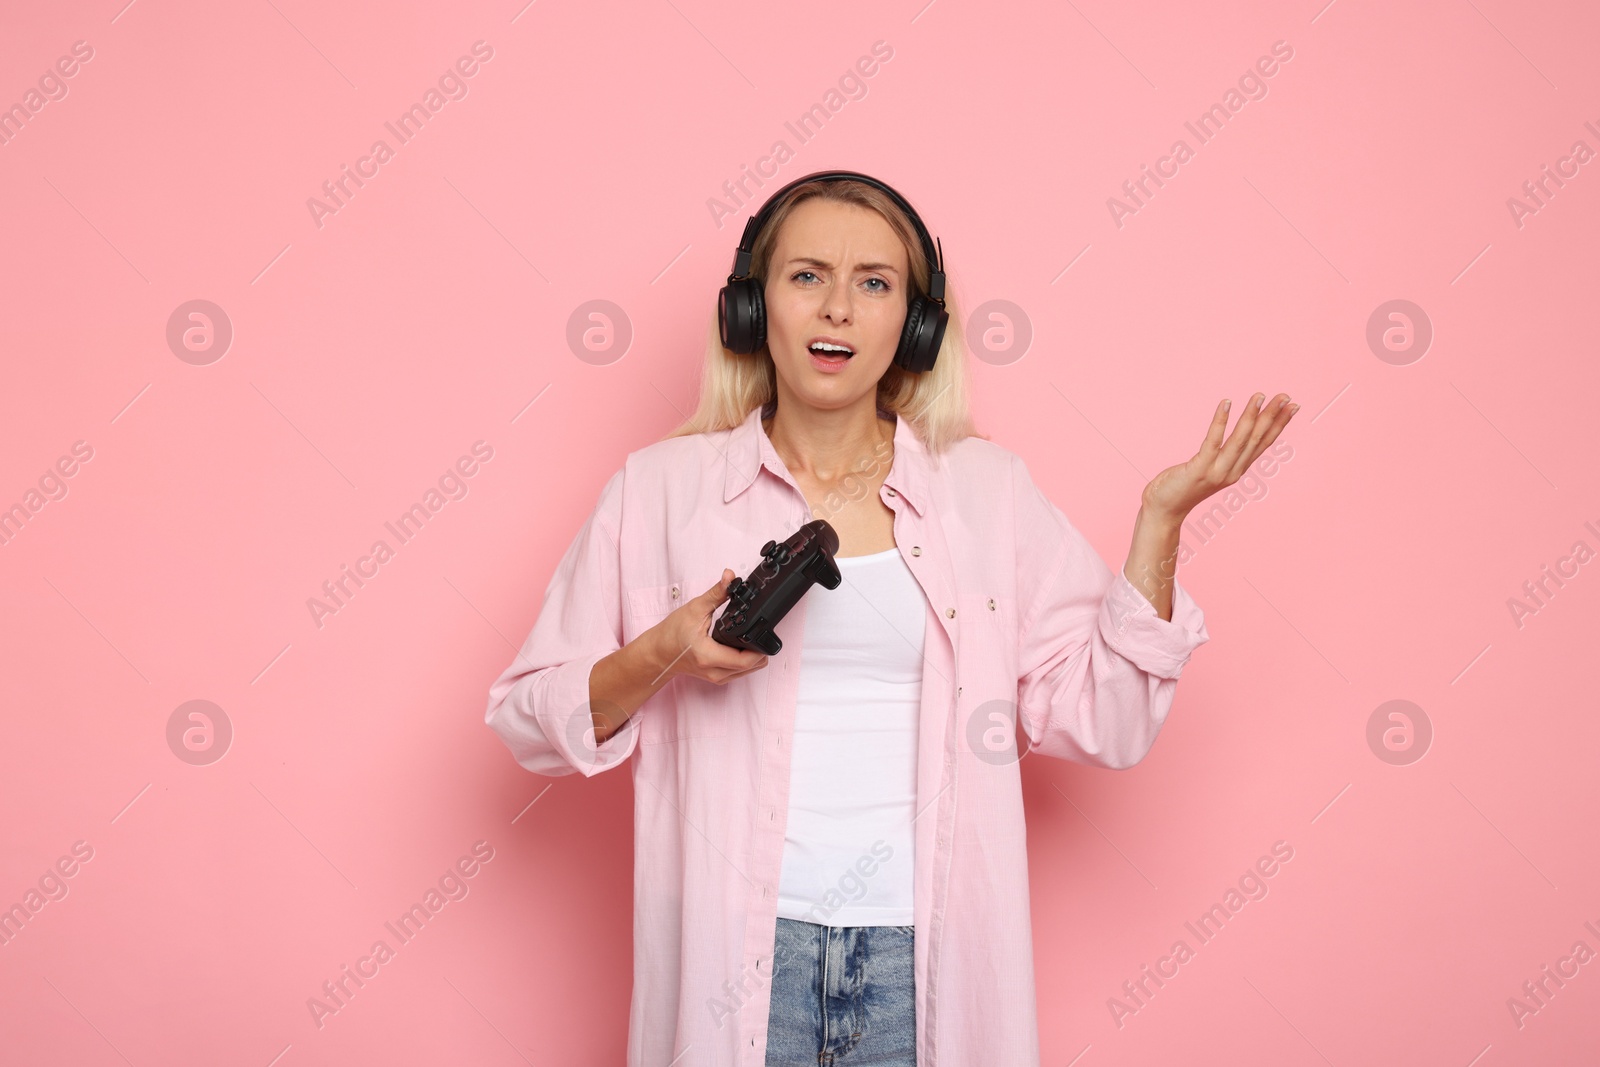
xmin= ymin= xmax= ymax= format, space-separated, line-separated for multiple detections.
xmin=589 ymin=570 xmax=769 ymax=745
xmin=651 ymin=569 xmax=770 ymax=685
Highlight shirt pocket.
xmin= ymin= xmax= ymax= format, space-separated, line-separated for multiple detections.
xmin=627 ymin=578 xmax=730 ymax=744
xmin=961 ymin=591 xmax=1019 ymax=672
xmin=628 ymin=579 xmax=686 ymax=621
xmin=957 ymin=592 xmax=1021 ymax=760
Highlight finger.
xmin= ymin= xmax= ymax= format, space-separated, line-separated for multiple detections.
xmin=691 ymin=573 xmax=737 ymax=629
xmin=1226 ymin=394 xmax=1293 ymax=481
xmin=700 ymin=569 xmax=736 ymax=605
xmin=1249 ymin=393 xmax=1292 ymax=445
xmin=709 ymin=656 xmax=768 ymax=684
xmin=1197 ymin=398 xmax=1231 ymax=459
xmin=722 ymin=659 xmax=770 ymax=682
xmin=1234 ymin=418 xmax=1288 ymax=479
xmin=1216 ymin=391 xmax=1267 ymax=470
xmin=1224 ymin=393 xmax=1280 ymax=475
xmin=1244 ymin=396 xmax=1296 ymax=466
xmin=696 ymin=639 xmax=767 ymax=671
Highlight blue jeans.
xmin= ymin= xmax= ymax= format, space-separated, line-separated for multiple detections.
xmin=764 ymin=917 xmax=917 ymax=1066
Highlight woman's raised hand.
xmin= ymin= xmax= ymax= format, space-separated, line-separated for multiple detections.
xmin=1140 ymin=392 xmax=1298 ymax=521
xmin=650 ymin=569 xmax=771 ymax=686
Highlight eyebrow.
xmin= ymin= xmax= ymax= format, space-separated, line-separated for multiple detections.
xmin=783 ymin=256 xmax=901 ymax=276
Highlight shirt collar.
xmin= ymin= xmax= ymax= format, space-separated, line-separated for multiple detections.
xmin=722 ymin=404 xmax=930 ymax=516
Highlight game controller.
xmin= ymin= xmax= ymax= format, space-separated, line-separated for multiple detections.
xmin=711 ymin=519 xmax=841 ymax=655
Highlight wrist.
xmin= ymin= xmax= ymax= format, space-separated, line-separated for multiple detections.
xmin=641 ymin=621 xmax=682 ymax=684
xmin=1136 ymin=500 xmax=1187 ymax=532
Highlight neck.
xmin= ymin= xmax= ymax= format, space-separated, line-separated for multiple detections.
xmin=763 ymin=398 xmax=894 ymax=483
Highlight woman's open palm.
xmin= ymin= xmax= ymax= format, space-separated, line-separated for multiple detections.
xmin=1141 ymin=392 xmax=1298 ymax=519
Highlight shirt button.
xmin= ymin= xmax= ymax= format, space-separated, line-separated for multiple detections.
xmin=988 ymin=598 xmax=995 ymax=610
xmin=946 ymin=607 xmax=956 ymax=618
xmin=671 ymin=586 xmax=680 ymax=599
xmin=911 ymin=546 xmax=922 ymax=556
xmin=886 ymin=487 xmax=897 ymax=497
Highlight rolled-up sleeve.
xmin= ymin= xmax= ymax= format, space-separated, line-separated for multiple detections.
xmin=1011 ymin=453 xmax=1210 ymax=769
xmin=485 ymin=466 xmax=639 ymax=777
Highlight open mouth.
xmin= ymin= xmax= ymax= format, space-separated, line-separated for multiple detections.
xmin=808 ymin=342 xmax=855 ymax=363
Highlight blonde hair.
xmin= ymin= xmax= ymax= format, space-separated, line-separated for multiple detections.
xmin=662 ymin=177 xmax=984 ymax=456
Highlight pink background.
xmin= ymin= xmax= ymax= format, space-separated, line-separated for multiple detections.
xmin=3 ymin=0 xmax=1598 ymax=1063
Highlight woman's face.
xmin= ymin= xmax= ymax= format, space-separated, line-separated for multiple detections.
xmin=762 ymin=197 xmax=911 ymax=412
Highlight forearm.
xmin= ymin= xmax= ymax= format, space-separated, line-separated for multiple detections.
xmin=1122 ymin=504 xmax=1185 ymax=622
xmin=589 ymin=625 xmax=680 ymax=743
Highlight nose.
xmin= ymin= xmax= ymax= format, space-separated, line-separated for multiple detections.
xmin=818 ymin=277 xmax=855 ymax=323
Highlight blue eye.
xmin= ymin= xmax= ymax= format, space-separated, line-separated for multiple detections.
xmin=790 ymin=271 xmax=891 ymax=292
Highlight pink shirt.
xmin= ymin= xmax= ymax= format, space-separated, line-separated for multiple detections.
xmin=484 ymin=404 xmax=1211 ymax=1066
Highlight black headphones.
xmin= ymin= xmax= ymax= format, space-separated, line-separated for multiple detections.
xmin=717 ymin=170 xmax=948 ymax=374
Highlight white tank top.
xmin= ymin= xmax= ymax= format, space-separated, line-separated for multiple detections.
xmin=775 ymin=546 xmax=925 ymax=927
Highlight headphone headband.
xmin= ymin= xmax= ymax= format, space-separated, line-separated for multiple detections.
xmin=727 ymin=170 xmax=945 ymax=306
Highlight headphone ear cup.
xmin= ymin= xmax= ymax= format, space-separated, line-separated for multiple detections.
xmin=895 ymin=297 xmax=948 ymax=374
xmin=748 ymin=282 xmax=766 ymax=355
xmin=719 ymin=277 xmax=765 ymax=354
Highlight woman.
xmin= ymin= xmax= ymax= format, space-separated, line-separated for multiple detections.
xmin=485 ymin=171 xmax=1295 ymax=1066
